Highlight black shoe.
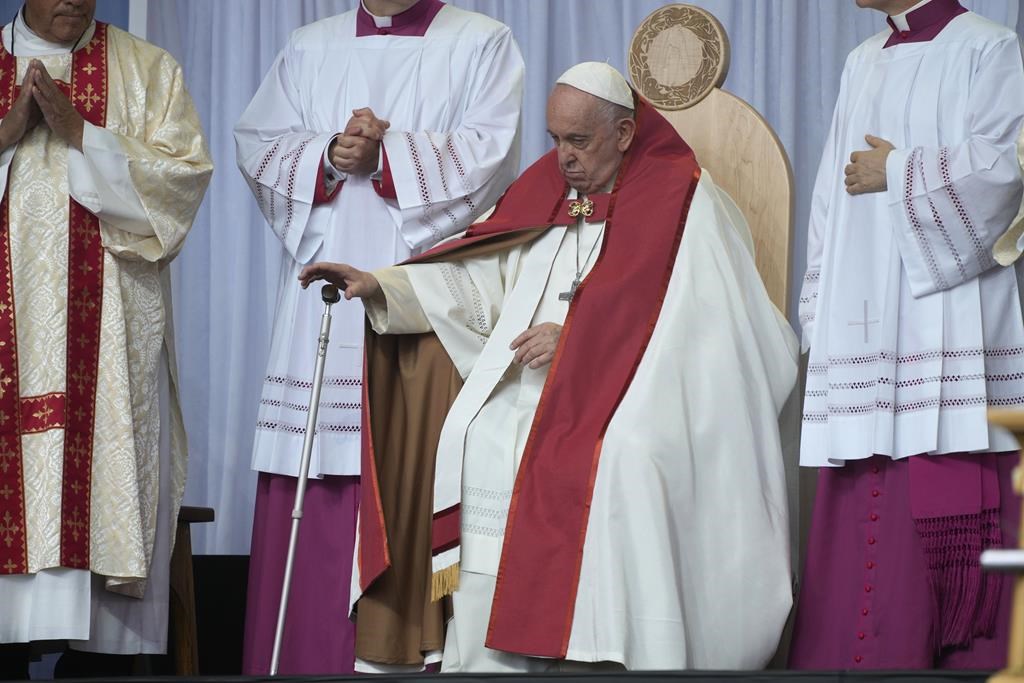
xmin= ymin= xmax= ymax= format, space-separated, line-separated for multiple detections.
xmin=0 ymin=644 xmax=30 ymax=681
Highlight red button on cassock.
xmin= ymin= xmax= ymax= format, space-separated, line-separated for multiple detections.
xmin=870 ymin=513 xmax=879 ymax=521
xmin=871 ymin=490 xmax=881 ymax=497
xmin=855 ymin=655 xmax=863 ymax=663
xmin=858 ymin=632 xmax=866 ymax=640
xmin=866 ymin=561 xmax=875 ymax=569
xmin=861 ymin=608 xmax=869 ymax=616
xmin=868 ymin=537 xmax=876 ymax=545
xmin=865 ymin=585 xmax=873 ymax=593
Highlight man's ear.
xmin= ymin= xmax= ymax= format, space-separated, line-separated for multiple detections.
xmin=617 ymin=117 xmax=637 ymax=153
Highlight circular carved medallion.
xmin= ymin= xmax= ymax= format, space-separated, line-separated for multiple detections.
xmin=629 ymin=4 xmax=730 ymax=111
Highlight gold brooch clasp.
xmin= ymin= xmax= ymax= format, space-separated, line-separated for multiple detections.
xmin=568 ymin=199 xmax=594 ymax=218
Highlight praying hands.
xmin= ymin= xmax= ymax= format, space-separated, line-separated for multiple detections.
xmin=0 ymin=63 xmax=43 ymax=152
xmin=329 ymin=107 xmax=390 ymax=176
xmin=32 ymin=60 xmax=85 ymax=151
xmin=844 ymin=134 xmax=894 ymax=195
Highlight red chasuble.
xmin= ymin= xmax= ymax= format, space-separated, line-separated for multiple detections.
xmin=0 ymin=24 xmax=108 ymax=574
xmin=357 ymin=97 xmax=701 ymax=658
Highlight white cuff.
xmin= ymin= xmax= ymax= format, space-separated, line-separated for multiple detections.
xmin=322 ymin=137 xmax=346 ymax=189
xmin=68 ymin=122 xmax=152 ymax=236
xmin=370 ymin=145 xmax=384 ymax=181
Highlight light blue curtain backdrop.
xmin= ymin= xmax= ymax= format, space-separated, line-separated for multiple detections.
xmin=142 ymin=0 xmax=1020 ymax=555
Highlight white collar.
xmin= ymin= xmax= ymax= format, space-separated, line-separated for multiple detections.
xmin=890 ymin=0 xmax=933 ymax=32
xmin=360 ymin=1 xmax=393 ymax=28
xmin=6 ymin=9 xmax=96 ymax=57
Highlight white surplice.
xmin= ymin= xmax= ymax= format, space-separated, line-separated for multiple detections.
xmin=0 ymin=14 xmax=211 ymax=653
xmin=364 ymin=174 xmax=799 ymax=670
xmin=799 ymin=12 xmax=1024 ymax=465
xmin=234 ymin=5 xmax=523 ymax=479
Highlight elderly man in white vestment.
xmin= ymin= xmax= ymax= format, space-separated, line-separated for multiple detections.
xmin=0 ymin=0 xmax=212 ymax=678
xmin=300 ymin=63 xmax=799 ymax=672
xmin=791 ymin=0 xmax=1024 ymax=670
xmin=233 ymin=0 xmax=522 ymax=674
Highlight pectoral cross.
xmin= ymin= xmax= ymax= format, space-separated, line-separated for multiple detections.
xmin=558 ymin=278 xmax=580 ymax=302
xmin=848 ymin=300 xmax=880 ymax=343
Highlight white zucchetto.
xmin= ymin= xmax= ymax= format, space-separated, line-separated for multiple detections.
xmin=555 ymin=62 xmax=635 ymax=110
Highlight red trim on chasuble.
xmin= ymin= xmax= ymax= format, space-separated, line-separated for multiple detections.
xmin=21 ymin=394 xmax=66 ymax=434
xmin=0 ymin=41 xmax=25 ymax=574
xmin=61 ymin=22 xmax=108 ymax=569
xmin=0 ymin=23 xmax=108 ymax=574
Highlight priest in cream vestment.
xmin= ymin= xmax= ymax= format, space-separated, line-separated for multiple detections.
xmin=301 ymin=63 xmax=799 ymax=672
xmin=0 ymin=0 xmax=212 ymax=671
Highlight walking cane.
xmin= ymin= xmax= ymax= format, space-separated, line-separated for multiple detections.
xmin=269 ymin=283 xmax=342 ymax=676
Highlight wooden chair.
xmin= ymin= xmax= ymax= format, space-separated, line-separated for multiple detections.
xmin=169 ymin=505 xmax=214 ymax=676
xmin=628 ymin=4 xmax=794 ymax=316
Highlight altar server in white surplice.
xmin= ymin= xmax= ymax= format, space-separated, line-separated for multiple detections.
xmin=792 ymin=0 xmax=1024 ymax=670
xmin=300 ymin=63 xmax=798 ymax=673
xmin=233 ymin=0 xmax=522 ymax=675
xmin=0 ymin=0 xmax=211 ymax=678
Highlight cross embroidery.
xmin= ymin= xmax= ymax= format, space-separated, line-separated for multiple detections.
xmin=67 ymin=433 xmax=87 ymax=469
xmin=848 ymin=300 xmax=880 ymax=344
xmin=76 ymin=83 xmax=101 ymax=113
xmin=0 ymin=510 xmax=19 ymax=548
xmin=70 ymin=360 xmax=89 ymax=393
xmin=32 ymin=403 xmax=54 ymax=423
xmin=0 ymin=371 xmax=13 ymax=399
xmin=66 ymin=508 xmax=87 ymax=543
xmin=70 ymin=296 xmax=96 ymax=323
xmin=0 ymin=483 xmax=12 ymax=500
xmin=0 ymin=437 xmax=15 ymax=474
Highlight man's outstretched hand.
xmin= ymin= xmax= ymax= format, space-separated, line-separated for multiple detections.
xmin=298 ymin=262 xmax=381 ymax=300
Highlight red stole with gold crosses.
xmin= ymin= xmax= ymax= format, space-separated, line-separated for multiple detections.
xmin=0 ymin=22 xmax=108 ymax=574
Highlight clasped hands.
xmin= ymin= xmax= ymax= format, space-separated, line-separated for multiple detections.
xmin=298 ymin=261 xmax=562 ymax=369
xmin=329 ymin=107 xmax=390 ymax=176
xmin=845 ymin=134 xmax=895 ymax=195
xmin=0 ymin=60 xmax=85 ymax=152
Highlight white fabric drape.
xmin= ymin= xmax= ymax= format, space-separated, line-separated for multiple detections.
xmin=143 ymin=0 xmax=1019 ymax=555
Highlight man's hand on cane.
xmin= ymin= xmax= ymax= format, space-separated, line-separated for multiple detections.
xmin=299 ymin=262 xmax=380 ymax=300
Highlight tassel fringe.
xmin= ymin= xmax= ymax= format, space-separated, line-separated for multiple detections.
xmin=431 ymin=562 xmax=460 ymax=602
xmin=914 ymin=507 xmax=1002 ymax=650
